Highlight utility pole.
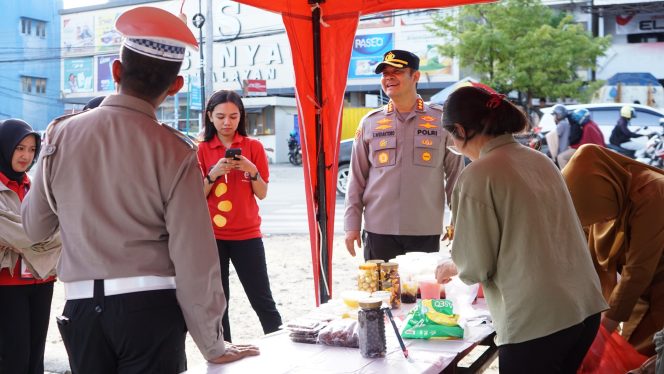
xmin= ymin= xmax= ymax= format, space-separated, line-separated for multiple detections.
xmin=193 ymin=0 xmax=206 ymax=125
xmin=205 ymin=0 xmax=214 ymax=98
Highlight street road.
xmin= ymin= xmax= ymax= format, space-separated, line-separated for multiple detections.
xmin=260 ymin=163 xmax=345 ymax=235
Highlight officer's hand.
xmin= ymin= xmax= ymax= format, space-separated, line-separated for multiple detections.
xmin=345 ymin=230 xmax=361 ymax=257
xmin=208 ymin=343 xmax=260 ymax=364
xmin=435 ymin=260 xmax=458 ymax=284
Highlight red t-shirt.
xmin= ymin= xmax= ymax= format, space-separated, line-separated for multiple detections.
xmin=0 ymin=172 xmax=56 ymax=285
xmin=571 ymin=120 xmax=606 ymax=149
xmin=197 ymin=133 xmax=270 ymax=240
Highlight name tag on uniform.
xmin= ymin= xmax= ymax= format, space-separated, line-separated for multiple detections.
xmin=20 ymin=259 xmax=35 ymax=279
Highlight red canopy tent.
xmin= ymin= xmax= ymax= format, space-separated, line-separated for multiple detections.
xmin=232 ymin=0 xmax=492 ymax=305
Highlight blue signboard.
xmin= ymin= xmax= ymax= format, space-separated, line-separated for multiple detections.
xmin=189 ymin=82 xmax=202 ymax=111
xmin=348 ymin=33 xmax=393 ymax=79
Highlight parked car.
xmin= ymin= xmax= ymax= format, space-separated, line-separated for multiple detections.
xmin=539 ymin=103 xmax=664 ymax=145
xmin=337 ymin=138 xmax=353 ymax=195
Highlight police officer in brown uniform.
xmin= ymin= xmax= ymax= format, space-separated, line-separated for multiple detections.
xmin=21 ymin=7 xmax=258 ymax=373
xmin=344 ymin=50 xmax=464 ymax=262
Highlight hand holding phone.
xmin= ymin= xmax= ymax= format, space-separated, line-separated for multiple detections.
xmin=225 ymin=148 xmax=242 ymax=160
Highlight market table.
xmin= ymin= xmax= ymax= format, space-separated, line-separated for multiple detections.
xmin=186 ymin=299 xmax=495 ymax=374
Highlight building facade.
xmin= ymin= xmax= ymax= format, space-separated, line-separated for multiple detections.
xmin=0 ymin=1 xmax=63 ymax=131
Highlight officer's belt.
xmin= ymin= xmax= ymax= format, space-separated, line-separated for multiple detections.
xmin=63 ymin=275 xmax=176 ymax=300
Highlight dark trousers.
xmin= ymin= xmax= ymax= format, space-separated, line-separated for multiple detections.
xmin=0 ymin=282 xmax=54 ymax=374
xmin=216 ymin=238 xmax=282 ymax=342
xmin=499 ymin=313 xmax=601 ymax=374
xmin=363 ymin=230 xmax=441 ymax=262
xmin=58 ymin=287 xmax=187 ymax=374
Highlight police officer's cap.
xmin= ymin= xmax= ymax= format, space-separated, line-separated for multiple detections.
xmin=115 ymin=6 xmax=198 ymax=62
xmin=375 ymin=50 xmax=420 ymax=74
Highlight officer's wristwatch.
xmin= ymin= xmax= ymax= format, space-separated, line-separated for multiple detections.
xmin=249 ymin=171 xmax=260 ymax=181
xmin=205 ymin=174 xmax=216 ymax=184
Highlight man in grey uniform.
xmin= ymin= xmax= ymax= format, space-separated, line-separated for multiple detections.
xmin=21 ymin=7 xmax=258 ymax=373
xmin=344 ymin=49 xmax=464 ymax=262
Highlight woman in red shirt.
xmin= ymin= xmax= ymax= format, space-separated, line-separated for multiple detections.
xmin=197 ymin=90 xmax=282 ymax=342
xmin=0 ymin=119 xmax=59 ymax=374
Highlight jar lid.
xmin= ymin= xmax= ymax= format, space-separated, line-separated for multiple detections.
xmin=359 ymin=262 xmax=378 ymax=270
xmin=358 ymin=297 xmax=383 ymax=309
xmin=382 ymin=262 xmax=398 ymax=269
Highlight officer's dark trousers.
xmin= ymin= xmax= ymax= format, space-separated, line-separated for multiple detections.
xmin=363 ymin=230 xmax=440 ymax=262
xmin=216 ymin=238 xmax=283 ymax=342
xmin=58 ymin=285 xmax=187 ymax=374
xmin=0 ymin=282 xmax=53 ymax=374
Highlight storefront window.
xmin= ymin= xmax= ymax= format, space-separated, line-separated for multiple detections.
xmin=246 ymin=107 xmax=275 ymax=136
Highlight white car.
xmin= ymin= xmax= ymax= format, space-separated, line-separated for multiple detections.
xmin=539 ymin=103 xmax=664 ymax=144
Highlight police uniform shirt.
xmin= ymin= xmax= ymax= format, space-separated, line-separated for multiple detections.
xmin=21 ymin=94 xmax=227 ymax=360
xmin=344 ymin=98 xmax=464 ymax=236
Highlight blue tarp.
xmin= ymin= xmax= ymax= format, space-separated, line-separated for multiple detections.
xmin=607 ymin=72 xmax=660 ymax=86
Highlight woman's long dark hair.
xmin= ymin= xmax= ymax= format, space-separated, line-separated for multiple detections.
xmin=202 ymin=90 xmax=248 ymax=142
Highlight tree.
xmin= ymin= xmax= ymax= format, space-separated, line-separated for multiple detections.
xmin=430 ymin=0 xmax=611 ymax=110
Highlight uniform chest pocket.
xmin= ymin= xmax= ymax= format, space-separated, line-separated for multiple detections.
xmin=370 ymin=137 xmax=396 ymax=168
xmin=413 ymin=135 xmax=441 ymax=167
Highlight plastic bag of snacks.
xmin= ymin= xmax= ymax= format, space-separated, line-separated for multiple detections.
xmin=401 ymin=299 xmax=464 ymax=340
xmin=317 ymin=318 xmax=359 ymax=348
xmin=284 ymin=316 xmax=331 ymax=344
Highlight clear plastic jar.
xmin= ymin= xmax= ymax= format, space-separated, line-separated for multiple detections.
xmin=358 ymin=298 xmax=386 ymax=358
xmin=381 ymin=262 xmax=401 ymax=309
xmin=357 ymin=262 xmax=379 ymax=293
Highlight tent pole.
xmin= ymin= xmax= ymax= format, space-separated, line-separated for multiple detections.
xmin=310 ymin=0 xmax=329 ymax=304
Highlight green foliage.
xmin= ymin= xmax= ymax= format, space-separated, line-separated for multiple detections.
xmin=429 ymin=0 xmax=611 ymax=104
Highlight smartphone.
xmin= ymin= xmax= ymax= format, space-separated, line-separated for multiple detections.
xmin=225 ymin=148 xmax=242 ymax=160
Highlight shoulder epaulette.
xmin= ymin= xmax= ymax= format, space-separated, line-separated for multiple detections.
xmin=365 ymin=107 xmax=384 ymax=117
xmin=45 ymin=111 xmax=85 ymax=141
xmin=161 ymin=124 xmax=197 ymax=150
xmin=428 ymin=103 xmax=444 ymax=111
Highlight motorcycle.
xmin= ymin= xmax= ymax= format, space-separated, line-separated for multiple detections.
xmin=635 ymin=132 xmax=664 ymax=168
xmin=288 ymin=135 xmax=302 ymax=166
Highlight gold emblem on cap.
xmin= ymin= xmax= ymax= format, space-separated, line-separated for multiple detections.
xmin=378 ymin=152 xmax=389 ymax=164
xmin=385 ymin=52 xmax=395 ymax=61
xmin=422 ymin=151 xmax=432 ymax=161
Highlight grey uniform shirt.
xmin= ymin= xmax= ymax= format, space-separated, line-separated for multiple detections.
xmin=344 ymin=98 xmax=464 ymax=235
xmin=21 ymin=94 xmax=226 ymax=360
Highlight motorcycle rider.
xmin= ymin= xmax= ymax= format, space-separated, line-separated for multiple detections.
xmin=609 ymin=105 xmax=642 ymax=152
xmin=545 ymin=104 xmax=570 ymax=165
xmin=558 ymin=108 xmax=605 ymax=169
xmin=287 ymin=129 xmax=301 ymax=165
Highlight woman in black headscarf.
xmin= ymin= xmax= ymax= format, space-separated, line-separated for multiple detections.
xmin=0 ymin=119 xmax=61 ymax=374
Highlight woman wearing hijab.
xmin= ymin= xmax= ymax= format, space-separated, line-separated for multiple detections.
xmin=563 ymin=144 xmax=664 ymax=356
xmin=0 ymin=119 xmax=61 ymax=373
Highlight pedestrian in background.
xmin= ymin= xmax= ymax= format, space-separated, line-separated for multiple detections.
xmin=197 ymin=89 xmax=282 ymax=342
xmin=438 ymin=86 xmax=607 ymax=372
xmin=0 ymin=119 xmax=60 ymax=374
xmin=21 ymin=7 xmax=257 ymax=373
xmin=563 ymin=144 xmax=664 ymax=357
xmin=344 ymin=49 xmax=464 ymax=261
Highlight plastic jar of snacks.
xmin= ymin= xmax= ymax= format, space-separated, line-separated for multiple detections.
xmin=358 ymin=298 xmax=386 ymax=358
xmin=357 ymin=263 xmax=379 ymax=293
xmin=381 ymin=262 xmax=401 ymax=309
